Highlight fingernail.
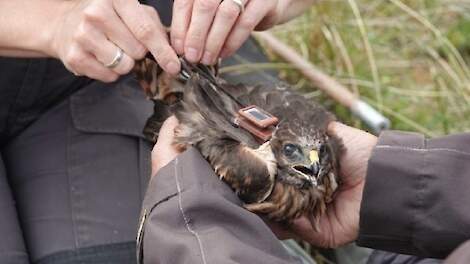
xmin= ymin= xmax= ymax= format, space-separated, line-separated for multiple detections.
xmin=185 ymin=47 xmax=199 ymax=62
xmin=173 ymin=39 xmax=183 ymax=54
xmin=166 ymin=61 xmax=180 ymax=75
xmin=201 ymin=51 xmax=213 ymax=65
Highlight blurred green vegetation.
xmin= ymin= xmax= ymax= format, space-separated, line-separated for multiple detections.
xmin=264 ymin=0 xmax=470 ymax=136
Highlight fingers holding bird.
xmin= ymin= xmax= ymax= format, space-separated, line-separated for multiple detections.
xmin=219 ymin=0 xmax=279 ymax=59
xmin=200 ymin=0 xmax=247 ymax=64
xmin=171 ymin=0 xmax=279 ymax=65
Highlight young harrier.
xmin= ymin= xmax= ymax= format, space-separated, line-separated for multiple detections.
xmin=135 ymin=59 xmax=343 ymax=225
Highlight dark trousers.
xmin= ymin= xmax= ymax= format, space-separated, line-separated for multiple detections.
xmin=0 ymin=76 xmax=153 ymax=264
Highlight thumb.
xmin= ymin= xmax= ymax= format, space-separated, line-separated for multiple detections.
xmin=155 ymin=116 xmax=179 ymax=146
xmin=151 ymin=116 xmax=181 ymax=176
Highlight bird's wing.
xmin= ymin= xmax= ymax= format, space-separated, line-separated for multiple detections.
xmin=172 ymin=74 xmax=278 ymax=204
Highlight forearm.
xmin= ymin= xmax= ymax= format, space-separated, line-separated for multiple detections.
xmin=276 ymin=0 xmax=316 ymax=25
xmin=358 ymin=131 xmax=470 ymax=258
xmin=0 ymin=0 xmax=69 ymax=57
xmin=139 ymin=148 xmax=301 ymax=263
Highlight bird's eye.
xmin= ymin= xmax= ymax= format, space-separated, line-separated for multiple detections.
xmin=283 ymin=144 xmax=301 ymax=158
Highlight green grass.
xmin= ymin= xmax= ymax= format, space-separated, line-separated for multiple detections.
xmin=265 ymin=0 xmax=470 ymax=136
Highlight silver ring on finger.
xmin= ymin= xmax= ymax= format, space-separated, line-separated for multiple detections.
xmin=105 ymin=47 xmax=124 ymax=69
xmin=230 ymin=0 xmax=245 ymax=13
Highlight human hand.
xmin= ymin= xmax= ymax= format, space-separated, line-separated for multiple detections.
xmin=49 ymin=0 xmax=180 ymax=82
xmin=170 ymin=0 xmax=282 ymax=65
xmin=151 ymin=116 xmax=182 ymax=177
xmin=271 ymin=122 xmax=378 ymax=247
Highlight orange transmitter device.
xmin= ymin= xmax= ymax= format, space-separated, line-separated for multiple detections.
xmin=238 ymin=105 xmax=279 ymax=128
xmin=236 ymin=105 xmax=279 ymax=142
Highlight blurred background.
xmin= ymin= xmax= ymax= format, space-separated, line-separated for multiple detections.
xmin=239 ymin=0 xmax=470 ymax=137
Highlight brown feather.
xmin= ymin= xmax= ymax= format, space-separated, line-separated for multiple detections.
xmin=135 ymin=59 xmax=344 ymax=225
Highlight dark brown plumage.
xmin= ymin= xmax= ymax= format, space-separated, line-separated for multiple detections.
xmin=135 ymin=58 xmax=343 ymax=226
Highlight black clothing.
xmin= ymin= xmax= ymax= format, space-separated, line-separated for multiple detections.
xmin=0 ymin=58 xmax=91 ymax=145
xmin=0 ymin=74 xmax=153 ymax=263
xmin=358 ymin=131 xmax=470 ymax=262
xmin=138 ymin=148 xmax=304 ymax=264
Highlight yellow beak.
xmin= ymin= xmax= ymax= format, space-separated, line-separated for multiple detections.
xmin=309 ymin=150 xmax=319 ymax=165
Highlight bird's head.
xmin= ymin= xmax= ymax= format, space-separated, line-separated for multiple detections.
xmin=267 ymin=119 xmax=340 ymax=189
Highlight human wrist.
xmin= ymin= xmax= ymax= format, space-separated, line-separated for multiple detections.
xmin=0 ymin=1 xmax=45 ymax=56
xmin=42 ymin=0 xmax=78 ymax=58
xmin=0 ymin=0 xmax=75 ymax=58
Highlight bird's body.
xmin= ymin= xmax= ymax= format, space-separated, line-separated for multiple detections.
xmin=135 ymin=59 xmax=343 ymax=225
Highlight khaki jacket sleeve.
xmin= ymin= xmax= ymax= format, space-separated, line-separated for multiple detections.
xmin=357 ymin=131 xmax=470 ymax=260
xmin=137 ymin=148 xmax=302 ymax=264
